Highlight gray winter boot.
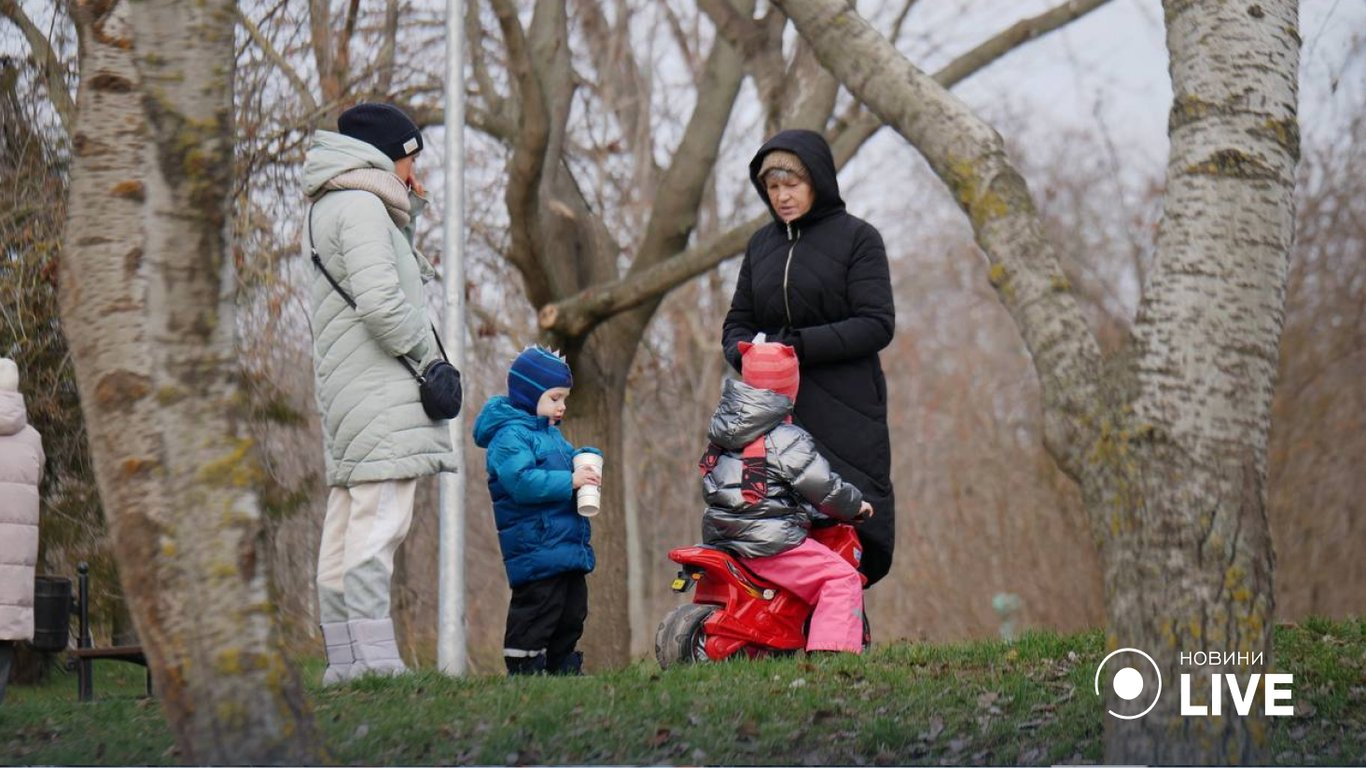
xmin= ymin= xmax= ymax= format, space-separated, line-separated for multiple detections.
xmin=349 ymin=618 xmax=408 ymax=677
xmin=320 ymin=622 xmax=355 ymax=686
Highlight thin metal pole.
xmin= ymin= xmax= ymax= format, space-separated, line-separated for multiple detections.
xmin=438 ymin=0 xmax=467 ymax=676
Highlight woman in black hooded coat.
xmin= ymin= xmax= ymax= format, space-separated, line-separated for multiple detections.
xmin=721 ymin=129 xmax=897 ymax=586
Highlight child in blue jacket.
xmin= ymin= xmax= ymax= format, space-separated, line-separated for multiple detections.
xmin=473 ymin=346 xmax=601 ymax=675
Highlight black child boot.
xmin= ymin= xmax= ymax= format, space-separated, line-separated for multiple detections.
xmin=505 ymin=652 xmax=548 ymax=676
xmin=549 ymin=650 xmax=583 ymax=676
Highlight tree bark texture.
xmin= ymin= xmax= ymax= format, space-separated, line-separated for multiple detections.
xmin=1101 ymin=1 xmax=1300 ymax=761
xmin=60 ymin=1 xmax=322 ymax=762
xmin=772 ymin=0 xmax=1299 ymax=762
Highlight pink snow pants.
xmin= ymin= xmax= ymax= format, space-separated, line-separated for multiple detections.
xmin=744 ymin=537 xmax=864 ymax=653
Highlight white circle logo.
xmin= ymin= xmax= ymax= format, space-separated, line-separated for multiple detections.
xmin=1112 ymin=666 xmax=1144 ymax=700
xmin=1094 ymin=647 xmax=1162 ymax=719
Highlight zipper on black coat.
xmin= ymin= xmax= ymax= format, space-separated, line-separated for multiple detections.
xmin=782 ymin=222 xmax=801 ymax=328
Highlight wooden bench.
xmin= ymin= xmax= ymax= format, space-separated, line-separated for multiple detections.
xmin=69 ymin=563 xmax=152 ymax=702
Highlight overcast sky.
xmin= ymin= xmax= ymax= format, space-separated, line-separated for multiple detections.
xmin=910 ymin=0 xmax=1361 ymax=157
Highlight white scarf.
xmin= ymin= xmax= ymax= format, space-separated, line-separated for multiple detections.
xmin=314 ymin=168 xmax=412 ymax=228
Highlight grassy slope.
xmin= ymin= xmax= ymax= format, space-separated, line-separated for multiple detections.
xmin=4 ymin=618 xmax=1363 ymax=765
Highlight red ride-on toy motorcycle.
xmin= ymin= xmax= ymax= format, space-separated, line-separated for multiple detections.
xmin=655 ymin=522 xmax=870 ymax=668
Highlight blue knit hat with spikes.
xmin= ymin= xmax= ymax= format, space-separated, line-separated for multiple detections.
xmin=508 ymin=346 xmax=573 ymax=414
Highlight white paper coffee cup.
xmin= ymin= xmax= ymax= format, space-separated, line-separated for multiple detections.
xmin=573 ymin=453 xmax=604 ymax=517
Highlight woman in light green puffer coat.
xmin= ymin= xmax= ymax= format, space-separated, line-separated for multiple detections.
xmin=302 ymin=103 xmax=456 ymax=684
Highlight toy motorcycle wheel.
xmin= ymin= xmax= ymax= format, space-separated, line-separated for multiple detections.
xmin=655 ymin=603 xmax=716 ymax=670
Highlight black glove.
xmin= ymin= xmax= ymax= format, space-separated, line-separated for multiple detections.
xmin=724 ymin=341 xmax=743 ymax=372
xmin=771 ymin=328 xmax=804 ymax=359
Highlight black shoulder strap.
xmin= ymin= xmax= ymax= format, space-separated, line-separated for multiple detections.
xmin=307 ymin=201 xmax=448 ymax=381
xmin=308 ymin=203 xmax=357 ymax=310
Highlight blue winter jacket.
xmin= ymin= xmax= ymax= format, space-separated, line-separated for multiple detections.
xmin=473 ymin=396 xmax=597 ymax=587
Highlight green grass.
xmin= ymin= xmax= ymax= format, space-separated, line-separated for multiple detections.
xmin=4 ymin=620 xmax=1364 ymax=765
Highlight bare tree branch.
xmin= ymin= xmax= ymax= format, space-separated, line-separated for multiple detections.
xmin=341 ymin=0 xmax=360 ymax=44
xmin=375 ymin=0 xmax=398 ymax=94
xmin=465 ymin=102 xmax=514 ymax=142
xmin=700 ymin=0 xmax=791 ymax=130
xmin=235 ymin=4 xmax=317 ymax=115
xmin=514 ymin=1 xmax=619 ymax=310
xmin=493 ymin=0 xmax=553 ymax=304
xmin=527 ymin=0 xmax=575 ymax=144
xmin=779 ymin=38 xmax=839 ymax=130
xmin=661 ymin=0 xmax=698 ymax=71
xmin=539 ymin=215 xmax=762 ymax=336
xmin=631 ymin=0 xmax=750 ymax=269
xmin=572 ymin=0 xmax=649 ymax=164
xmin=831 ymin=0 xmax=1116 ymax=165
xmin=308 ymin=0 xmax=334 ymax=102
xmin=0 ymin=0 xmax=75 ymax=135
xmin=466 ymin=0 xmax=509 ymax=131
xmin=697 ymin=0 xmax=765 ymax=59
xmin=470 ymin=300 xmax=529 ymax=350
xmin=888 ymin=0 xmax=920 ymax=44
xmin=332 ymin=0 xmax=361 ymax=100
xmin=936 ymin=0 xmax=1113 ymax=87
xmin=532 ymin=0 xmax=751 ymax=339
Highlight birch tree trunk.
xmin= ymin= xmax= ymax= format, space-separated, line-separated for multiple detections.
xmin=771 ymin=0 xmax=1300 ymax=762
xmin=59 ymin=1 xmax=323 ymax=762
xmin=1100 ymin=2 xmax=1300 ymax=760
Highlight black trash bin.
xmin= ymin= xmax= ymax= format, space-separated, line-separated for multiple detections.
xmin=31 ymin=576 xmax=72 ymax=652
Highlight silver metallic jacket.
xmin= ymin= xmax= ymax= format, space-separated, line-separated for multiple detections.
xmin=700 ymin=379 xmax=864 ymax=557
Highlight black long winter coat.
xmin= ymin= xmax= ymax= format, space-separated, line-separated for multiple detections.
xmin=722 ymin=129 xmax=897 ymax=585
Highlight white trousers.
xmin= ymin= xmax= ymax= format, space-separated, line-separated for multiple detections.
xmin=316 ymin=479 xmax=417 ymax=623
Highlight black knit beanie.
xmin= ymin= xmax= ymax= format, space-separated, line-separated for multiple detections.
xmin=338 ymin=103 xmax=424 ymax=161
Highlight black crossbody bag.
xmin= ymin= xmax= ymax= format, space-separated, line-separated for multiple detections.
xmin=308 ymin=203 xmax=462 ymax=421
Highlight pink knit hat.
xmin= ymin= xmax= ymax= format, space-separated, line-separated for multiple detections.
xmin=738 ymin=341 xmax=799 ymax=402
